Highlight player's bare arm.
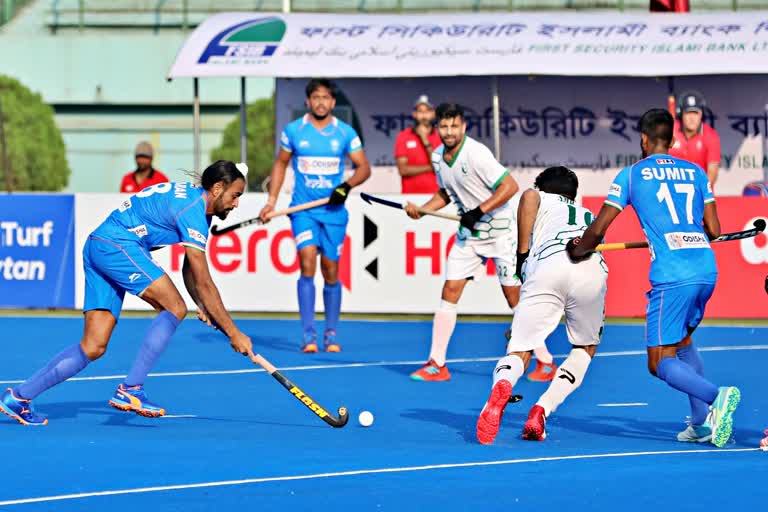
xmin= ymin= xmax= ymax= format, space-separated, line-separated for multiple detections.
xmin=516 ymin=189 xmax=541 ymax=254
xmin=568 ymin=203 xmax=621 ymax=261
xmin=703 ymin=201 xmax=721 ymax=240
xmin=405 ymin=188 xmax=450 ymax=219
xmin=396 ymin=156 xmax=433 ymax=177
xmin=515 ymin=189 xmax=540 ymax=280
xmin=477 ymin=174 xmax=519 ymax=215
xmin=345 ymin=149 xmax=372 ymax=187
xmin=183 ymin=246 xmax=253 ymax=356
xmin=259 ymin=148 xmax=292 ymax=223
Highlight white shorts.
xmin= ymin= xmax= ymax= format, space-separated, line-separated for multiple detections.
xmin=507 ymin=250 xmax=608 ymax=352
xmin=445 ymin=235 xmax=521 ymax=287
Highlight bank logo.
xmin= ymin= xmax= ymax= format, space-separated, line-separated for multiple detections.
xmin=198 ymin=17 xmax=286 ymax=64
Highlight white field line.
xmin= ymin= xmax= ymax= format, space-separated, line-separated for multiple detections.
xmin=0 ymin=448 xmax=758 ymax=507
xmin=0 ymin=344 xmax=766 ymax=385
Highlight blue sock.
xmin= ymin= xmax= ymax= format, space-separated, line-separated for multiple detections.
xmin=17 ymin=344 xmax=90 ymax=400
xmin=297 ymin=276 xmax=316 ymax=333
xmin=323 ymin=282 xmax=342 ymax=333
xmin=677 ymin=345 xmax=710 ymax=425
xmin=124 ymin=311 xmax=181 ymax=387
xmin=656 ymin=357 xmax=718 ymax=406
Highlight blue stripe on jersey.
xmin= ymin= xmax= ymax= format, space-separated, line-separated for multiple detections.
xmin=604 ymin=154 xmax=717 ymax=288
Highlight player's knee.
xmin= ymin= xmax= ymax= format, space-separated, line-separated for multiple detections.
xmin=647 ymin=360 xmax=659 ymax=377
xmin=80 ymin=339 xmax=108 ymax=360
xmin=168 ymin=302 xmax=188 ymax=321
xmin=441 ymin=281 xmax=464 ymax=301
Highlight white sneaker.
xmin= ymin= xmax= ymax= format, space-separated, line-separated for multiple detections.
xmin=677 ymin=424 xmax=713 ymax=443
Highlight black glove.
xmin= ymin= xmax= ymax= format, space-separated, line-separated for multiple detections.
xmin=329 ymin=182 xmax=352 ymax=205
xmin=460 ymin=206 xmax=484 ymax=231
xmin=515 ymin=250 xmax=529 ymax=284
xmin=565 ymin=237 xmax=593 ymax=263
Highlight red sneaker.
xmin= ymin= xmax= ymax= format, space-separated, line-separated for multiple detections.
xmin=410 ymin=360 xmax=451 ymax=382
xmin=527 ymin=360 xmax=557 ymax=382
xmin=476 ymin=379 xmax=512 ymax=445
xmin=760 ymin=429 xmax=768 ymax=452
xmin=522 ymin=404 xmax=547 ymax=441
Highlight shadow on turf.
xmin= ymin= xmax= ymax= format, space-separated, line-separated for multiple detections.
xmin=5 ymin=400 xmax=327 ymax=429
xmin=400 ymin=408 xmax=759 ymax=446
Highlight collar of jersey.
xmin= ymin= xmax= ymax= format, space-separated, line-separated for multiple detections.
xmin=443 ymin=136 xmax=466 ymax=168
xmin=302 ymin=114 xmax=338 ymax=134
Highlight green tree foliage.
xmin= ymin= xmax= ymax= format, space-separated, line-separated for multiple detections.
xmin=210 ymin=97 xmax=275 ymax=191
xmin=0 ymin=75 xmax=70 ymax=191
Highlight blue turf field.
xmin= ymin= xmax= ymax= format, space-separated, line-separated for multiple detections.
xmin=0 ymin=317 xmax=766 ymax=510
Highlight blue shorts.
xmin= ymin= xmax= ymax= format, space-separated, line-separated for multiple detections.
xmin=83 ymin=235 xmax=165 ymax=320
xmin=645 ymin=283 xmax=715 ymax=347
xmin=290 ymin=214 xmax=347 ymax=262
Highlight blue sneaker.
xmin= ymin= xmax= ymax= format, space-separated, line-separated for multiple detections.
xmin=109 ymin=384 xmax=166 ymax=418
xmin=710 ymin=386 xmax=741 ymax=448
xmin=0 ymin=388 xmax=48 ymax=426
xmin=301 ymin=330 xmax=318 ymax=353
xmin=323 ymin=330 xmax=342 ymax=353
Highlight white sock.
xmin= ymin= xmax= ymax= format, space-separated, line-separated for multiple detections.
xmin=533 ymin=345 xmax=554 ymax=365
xmin=536 ymin=348 xmax=592 ymax=416
xmin=493 ymin=354 xmax=525 ymax=388
xmin=428 ymin=300 xmax=457 ymax=367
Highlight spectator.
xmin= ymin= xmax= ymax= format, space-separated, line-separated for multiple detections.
xmin=669 ymin=91 xmax=721 ymax=189
xmin=120 ymin=141 xmax=169 ymax=193
xmin=394 ymin=95 xmax=442 ymax=193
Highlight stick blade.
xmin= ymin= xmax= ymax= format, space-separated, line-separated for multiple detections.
xmin=754 ymin=218 xmax=766 ymax=232
xmin=329 ymin=406 xmax=349 ymax=428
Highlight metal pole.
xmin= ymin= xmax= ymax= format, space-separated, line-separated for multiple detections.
xmin=240 ymin=77 xmax=247 ymax=164
xmin=78 ymin=0 xmax=84 ymax=32
xmin=193 ymin=78 xmax=201 ymax=174
xmin=282 ymin=0 xmax=290 ymax=13
xmin=491 ymin=76 xmax=501 ymax=162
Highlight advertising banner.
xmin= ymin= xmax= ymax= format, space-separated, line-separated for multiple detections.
xmin=74 ymin=193 xmax=767 ymax=318
xmin=169 ymin=12 xmax=768 ymax=79
xmin=583 ymin=196 xmax=768 ymax=319
xmin=276 ymin=75 xmax=768 ymax=196
xmin=0 ymin=194 xmax=75 ymax=308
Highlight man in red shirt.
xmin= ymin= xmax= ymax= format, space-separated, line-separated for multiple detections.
xmin=120 ymin=141 xmax=169 ymax=193
xmin=394 ymin=95 xmax=442 ymax=193
xmin=669 ymin=91 xmax=721 ymax=188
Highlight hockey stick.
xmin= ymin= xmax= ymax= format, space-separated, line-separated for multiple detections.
xmin=595 ymin=218 xmax=766 ymax=252
xmin=211 ymin=197 xmax=330 ymax=235
xmin=360 ymin=192 xmax=461 ymax=221
xmin=251 ymin=352 xmax=349 ymax=428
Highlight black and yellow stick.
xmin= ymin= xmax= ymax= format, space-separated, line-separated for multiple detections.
xmin=251 ymin=353 xmax=349 ymax=428
xmin=595 ymin=219 xmax=766 ymax=252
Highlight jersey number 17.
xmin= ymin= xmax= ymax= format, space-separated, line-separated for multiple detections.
xmin=656 ymin=183 xmax=695 ymax=225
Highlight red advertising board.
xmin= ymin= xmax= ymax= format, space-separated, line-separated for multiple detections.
xmin=582 ymin=196 xmax=768 ymax=318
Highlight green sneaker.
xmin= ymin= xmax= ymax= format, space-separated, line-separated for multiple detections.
xmin=709 ymin=386 xmax=741 ymax=448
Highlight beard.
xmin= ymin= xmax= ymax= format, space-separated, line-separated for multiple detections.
xmin=442 ymin=139 xmax=458 ymax=151
xmin=311 ymin=110 xmax=329 ymax=121
xmin=214 ymin=198 xmax=232 ymax=220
